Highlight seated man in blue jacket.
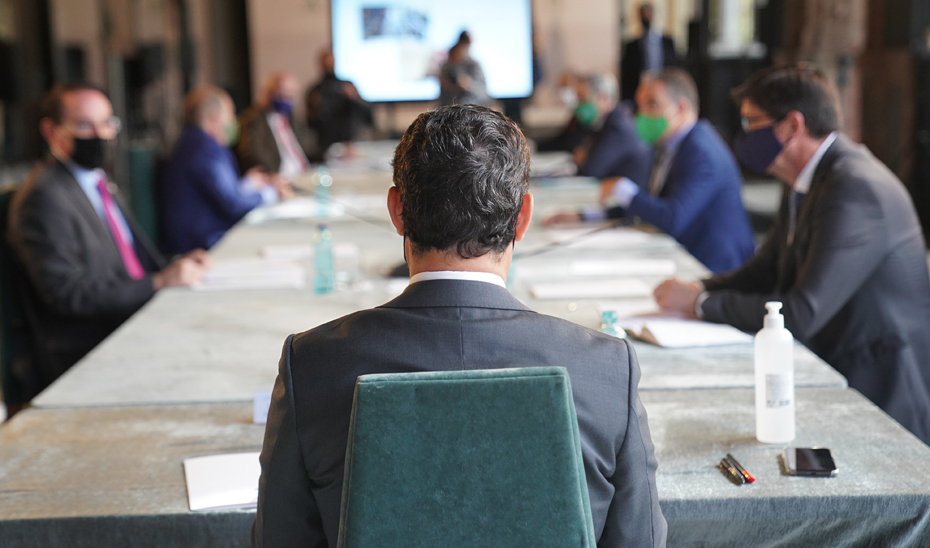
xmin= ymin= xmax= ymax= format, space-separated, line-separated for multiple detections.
xmin=575 ymin=100 xmax=651 ymax=184
xmin=547 ymin=69 xmax=756 ymax=274
xmin=161 ymin=86 xmax=291 ymax=254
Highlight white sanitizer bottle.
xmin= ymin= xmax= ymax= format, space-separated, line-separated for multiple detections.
xmin=754 ymin=302 xmax=796 ymax=443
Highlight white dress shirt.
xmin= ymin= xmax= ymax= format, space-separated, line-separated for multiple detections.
xmin=409 ymin=270 xmax=506 ymax=288
xmin=266 ymin=112 xmax=310 ymax=180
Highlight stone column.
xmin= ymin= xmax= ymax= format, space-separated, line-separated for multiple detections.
xmin=778 ymin=0 xmax=866 ymax=140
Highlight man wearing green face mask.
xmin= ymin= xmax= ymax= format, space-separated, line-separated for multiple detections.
xmin=604 ymin=68 xmax=755 ymax=273
xmin=161 ymin=86 xmax=293 ymax=255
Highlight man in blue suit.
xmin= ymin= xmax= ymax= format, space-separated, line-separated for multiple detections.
xmin=548 ymin=69 xmax=755 ymax=274
xmin=161 ymin=86 xmax=290 ymax=255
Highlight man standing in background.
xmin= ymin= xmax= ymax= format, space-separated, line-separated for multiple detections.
xmin=620 ymin=3 xmax=679 ymax=102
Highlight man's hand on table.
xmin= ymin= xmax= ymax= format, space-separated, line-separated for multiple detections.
xmin=654 ymin=278 xmax=703 ymax=319
xmin=153 ymin=249 xmax=212 ymax=290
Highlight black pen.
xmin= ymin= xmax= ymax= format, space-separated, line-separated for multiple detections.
xmin=726 ymin=453 xmax=756 ymax=483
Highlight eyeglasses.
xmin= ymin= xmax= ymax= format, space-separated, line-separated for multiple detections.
xmin=65 ymin=116 xmax=122 ymax=138
xmin=740 ymin=114 xmax=788 ymax=133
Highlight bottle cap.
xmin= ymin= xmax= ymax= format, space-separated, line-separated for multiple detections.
xmin=764 ymin=301 xmax=784 ymax=328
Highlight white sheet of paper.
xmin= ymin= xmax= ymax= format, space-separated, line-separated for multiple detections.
xmin=245 ymin=197 xmax=343 ymax=223
xmin=183 ymin=452 xmax=261 ymax=511
xmin=260 ymin=244 xmax=313 ymax=261
xmin=529 ymin=279 xmax=652 ymax=300
xmin=253 ymin=390 xmax=272 ymax=424
xmin=570 ymin=259 xmax=677 ymax=277
xmin=598 ymin=299 xmax=662 ymax=318
xmin=195 ymin=259 xmax=306 ymax=291
xmin=619 ymin=317 xmax=753 ymax=348
xmin=544 ymin=227 xmax=653 ymax=249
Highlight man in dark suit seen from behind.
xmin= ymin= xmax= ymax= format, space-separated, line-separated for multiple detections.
xmin=7 ymin=83 xmax=209 ymax=399
xmin=620 ymin=3 xmax=678 ymax=102
xmin=161 ymin=86 xmax=291 ymax=255
xmin=252 ymin=104 xmax=667 ymax=548
xmin=546 ymin=69 xmax=756 ymax=274
xmin=655 ymin=64 xmax=930 ymax=442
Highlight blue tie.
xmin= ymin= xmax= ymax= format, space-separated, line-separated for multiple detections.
xmin=788 ymin=190 xmax=804 ymax=246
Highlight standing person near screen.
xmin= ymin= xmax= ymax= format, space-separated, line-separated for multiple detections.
xmin=655 ymin=64 xmax=930 ymax=442
xmin=439 ymin=31 xmax=490 ymax=107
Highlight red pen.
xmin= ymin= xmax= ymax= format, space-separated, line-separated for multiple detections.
xmin=726 ymin=453 xmax=755 ymax=483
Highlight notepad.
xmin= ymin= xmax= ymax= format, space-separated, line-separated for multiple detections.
xmin=195 ymin=260 xmax=306 ymax=291
xmin=544 ymin=227 xmax=653 ymax=248
xmin=529 ymin=279 xmax=652 ymax=300
xmin=569 ymin=259 xmax=677 ymax=277
xmin=245 ymin=197 xmax=343 ymax=223
xmin=618 ymin=317 xmax=753 ymax=348
xmin=597 ymin=299 xmax=662 ymax=318
xmin=183 ymin=452 xmax=261 ymax=511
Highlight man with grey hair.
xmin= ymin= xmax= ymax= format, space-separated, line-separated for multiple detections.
xmin=161 ymin=86 xmax=289 ymax=254
xmin=549 ymin=68 xmax=756 ymax=274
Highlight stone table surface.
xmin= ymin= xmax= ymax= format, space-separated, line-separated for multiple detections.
xmin=4 ymin=387 xmax=929 ymax=547
xmin=33 ymin=178 xmax=847 ymax=408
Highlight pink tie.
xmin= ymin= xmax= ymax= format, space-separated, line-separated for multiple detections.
xmin=96 ymin=177 xmax=146 ymax=280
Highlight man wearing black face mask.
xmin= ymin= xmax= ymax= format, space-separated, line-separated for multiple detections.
xmin=654 ymin=64 xmax=930 ymax=443
xmin=6 ymin=83 xmax=211 ymax=402
xmin=620 ymin=3 xmax=678 ymax=102
xmin=237 ymin=72 xmax=311 ymax=181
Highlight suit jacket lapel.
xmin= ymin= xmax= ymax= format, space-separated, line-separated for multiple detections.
xmin=778 ymin=135 xmax=844 ymax=289
xmin=49 ymin=160 xmax=120 ymax=259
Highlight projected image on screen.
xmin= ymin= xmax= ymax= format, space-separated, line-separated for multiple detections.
xmin=332 ymin=0 xmax=533 ymax=103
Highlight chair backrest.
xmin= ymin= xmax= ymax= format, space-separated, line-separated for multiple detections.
xmin=337 ymin=367 xmax=596 ymax=548
xmin=0 ymin=185 xmax=39 ymax=407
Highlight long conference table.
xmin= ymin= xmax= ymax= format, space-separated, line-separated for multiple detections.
xmin=2 ymin=147 xmax=929 ymax=547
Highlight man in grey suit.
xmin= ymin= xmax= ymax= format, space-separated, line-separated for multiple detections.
xmin=7 ymin=83 xmax=209 ymax=401
xmin=253 ymin=105 xmax=667 ymax=547
xmin=655 ymin=64 xmax=930 ymax=442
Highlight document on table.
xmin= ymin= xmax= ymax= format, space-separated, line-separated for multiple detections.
xmin=195 ymin=259 xmax=306 ymax=291
xmin=183 ymin=452 xmax=261 ymax=511
xmin=529 ymin=279 xmax=652 ymax=300
xmin=613 ymin=316 xmax=753 ymax=348
xmin=260 ymin=244 xmax=313 ymax=261
xmin=569 ymin=258 xmax=677 ymax=277
xmin=544 ymin=227 xmax=653 ymax=248
xmin=244 ymin=196 xmax=345 ymax=223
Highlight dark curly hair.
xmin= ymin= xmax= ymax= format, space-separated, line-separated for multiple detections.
xmin=392 ymin=104 xmax=530 ymax=259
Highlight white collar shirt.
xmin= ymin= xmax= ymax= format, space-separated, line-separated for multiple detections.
xmin=409 ymin=270 xmax=506 ymax=288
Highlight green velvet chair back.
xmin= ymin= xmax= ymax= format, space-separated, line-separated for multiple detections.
xmin=337 ymin=367 xmax=596 ymax=548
